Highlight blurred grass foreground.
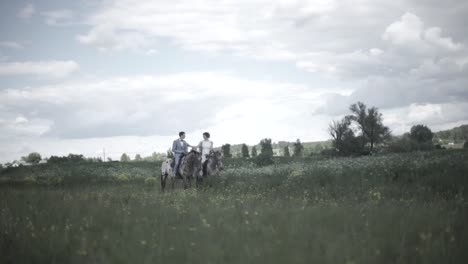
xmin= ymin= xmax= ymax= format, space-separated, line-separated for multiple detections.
xmin=1 ymin=149 xmax=468 ymax=263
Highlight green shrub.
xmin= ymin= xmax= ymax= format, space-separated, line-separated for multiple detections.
xmin=388 ymin=134 xmax=434 ymax=153
xmin=114 ymin=173 xmax=130 ymax=183
xmin=144 ymin=177 xmax=157 ymax=187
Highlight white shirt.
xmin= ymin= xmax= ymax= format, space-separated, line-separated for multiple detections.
xmin=199 ymin=140 xmax=213 ymax=163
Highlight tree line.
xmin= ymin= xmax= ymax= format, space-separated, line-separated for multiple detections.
xmin=4 ymin=101 xmax=467 ymax=168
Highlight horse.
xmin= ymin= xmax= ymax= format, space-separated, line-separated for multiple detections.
xmin=199 ymin=150 xmax=224 ymax=182
xmin=160 ymin=150 xmax=202 ymax=191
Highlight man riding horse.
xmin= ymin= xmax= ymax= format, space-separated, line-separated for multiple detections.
xmin=160 ymin=131 xmax=223 ymax=191
xmin=172 ymin=131 xmax=191 ymax=177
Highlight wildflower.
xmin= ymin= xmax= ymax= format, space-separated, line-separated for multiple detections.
xmin=201 ymin=218 xmax=211 ymax=228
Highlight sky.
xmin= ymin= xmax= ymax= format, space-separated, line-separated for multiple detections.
xmin=0 ymin=0 xmax=468 ymax=162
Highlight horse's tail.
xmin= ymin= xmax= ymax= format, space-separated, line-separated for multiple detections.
xmin=160 ymin=159 xmax=173 ymax=191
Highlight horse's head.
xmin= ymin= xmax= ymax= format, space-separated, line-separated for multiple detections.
xmin=209 ymin=150 xmax=224 ymax=171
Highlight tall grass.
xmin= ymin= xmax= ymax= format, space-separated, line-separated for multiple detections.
xmin=1 ymin=150 xmax=467 ymax=263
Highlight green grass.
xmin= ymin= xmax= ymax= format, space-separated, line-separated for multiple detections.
xmin=1 ymin=150 xmax=468 ymax=263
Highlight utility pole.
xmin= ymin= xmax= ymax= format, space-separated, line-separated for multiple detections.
xmin=103 ymin=148 xmax=106 ymax=162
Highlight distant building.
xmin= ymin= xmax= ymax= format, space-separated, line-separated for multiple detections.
xmin=11 ymin=160 xmax=29 ymax=167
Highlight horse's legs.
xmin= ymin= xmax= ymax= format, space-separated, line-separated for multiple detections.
xmin=182 ymin=173 xmax=188 ymax=189
xmin=160 ymin=173 xmax=166 ymax=191
xmin=196 ymin=175 xmax=203 ymax=188
xmin=170 ymin=176 xmax=175 ymax=190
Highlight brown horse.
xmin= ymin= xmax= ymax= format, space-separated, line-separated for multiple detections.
xmin=200 ymin=150 xmax=224 ymax=181
xmin=160 ymin=150 xmax=202 ymax=191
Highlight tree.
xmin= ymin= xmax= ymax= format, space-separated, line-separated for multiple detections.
xmin=134 ymin=154 xmax=142 ymax=161
xmin=67 ymin=154 xmax=85 ymax=162
xmin=221 ymin=144 xmax=232 ymax=158
xmin=251 ymin=146 xmax=258 ymax=157
xmin=348 ymin=102 xmax=390 ymax=152
xmin=283 ymin=146 xmax=290 ymax=157
xmin=241 ymin=144 xmax=250 ymax=158
xmin=260 ymin=138 xmax=273 ymax=158
xmin=410 ymin=125 xmax=433 ymax=144
xmin=329 ymin=117 xmax=363 ymax=155
xmin=293 ymin=139 xmax=304 ymax=157
xmin=120 ymin=153 xmax=131 ymax=162
xmin=48 ymin=154 xmax=85 ymax=163
xmin=256 ymin=138 xmax=274 ymax=166
xmin=21 ymin=152 xmax=42 ymax=164
xmin=464 ymin=141 xmax=468 ymax=149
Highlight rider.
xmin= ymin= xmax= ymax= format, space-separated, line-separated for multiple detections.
xmin=172 ymin=131 xmax=192 ymax=177
xmin=197 ymin=132 xmax=213 ymax=176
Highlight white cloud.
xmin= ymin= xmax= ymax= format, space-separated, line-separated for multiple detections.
xmin=0 ymin=71 xmax=345 ymax=161
xmin=423 ymin=27 xmax=462 ymax=51
xmin=76 ymin=0 xmax=343 ymax=54
xmin=383 ymin=102 xmax=468 ymax=135
xmin=0 ymin=71 xmax=339 ymax=140
xmin=41 ymin=9 xmax=74 ymax=26
xmin=0 ymin=60 xmax=79 ymax=78
xmin=18 ymin=3 xmax=35 ymax=19
xmin=382 ymin=12 xmax=424 ymax=45
xmin=76 ymin=1 xmax=468 ymax=86
xmin=2 ymin=0 xmax=468 ymax=162
xmin=383 ymin=12 xmax=463 ymax=51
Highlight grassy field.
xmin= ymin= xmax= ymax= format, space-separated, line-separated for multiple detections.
xmin=1 ymin=150 xmax=468 ymax=263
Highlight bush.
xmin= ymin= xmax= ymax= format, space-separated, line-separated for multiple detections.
xmin=221 ymin=144 xmax=232 ymax=158
xmin=22 ymin=152 xmax=42 ymax=164
xmin=254 ymin=154 xmax=274 ymax=166
xmin=388 ymin=134 xmax=434 ymax=153
xmin=114 ymin=173 xmax=130 ymax=183
xmin=410 ymin=125 xmax=434 ymax=143
xmin=145 ymin=177 xmax=158 ymax=187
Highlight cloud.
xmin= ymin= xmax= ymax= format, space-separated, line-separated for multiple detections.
xmin=76 ymin=1 xmax=468 ymax=85
xmin=18 ymin=3 xmax=35 ymax=19
xmin=0 ymin=60 xmax=79 ymax=78
xmin=423 ymin=27 xmax=462 ymax=51
xmin=0 ymin=41 xmax=24 ymax=49
xmin=383 ymin=102 xmax=468 ymax=135
xmin=2 ymin=0 xmax=468 ymax=162
xmin=0 ymin=71 xmax=340 ymax=140
xmin=41 ymin=9 xmax=75 ymax=26
xmin=382 ymin=12 xmax=424 ymax=46
xmin=76 ymin=0 xmax=349 ymax=54
xmin=382 ymin=12 xmax=463 ymax=52
xmin=0 ymin=71 xmax=343 ymax=161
